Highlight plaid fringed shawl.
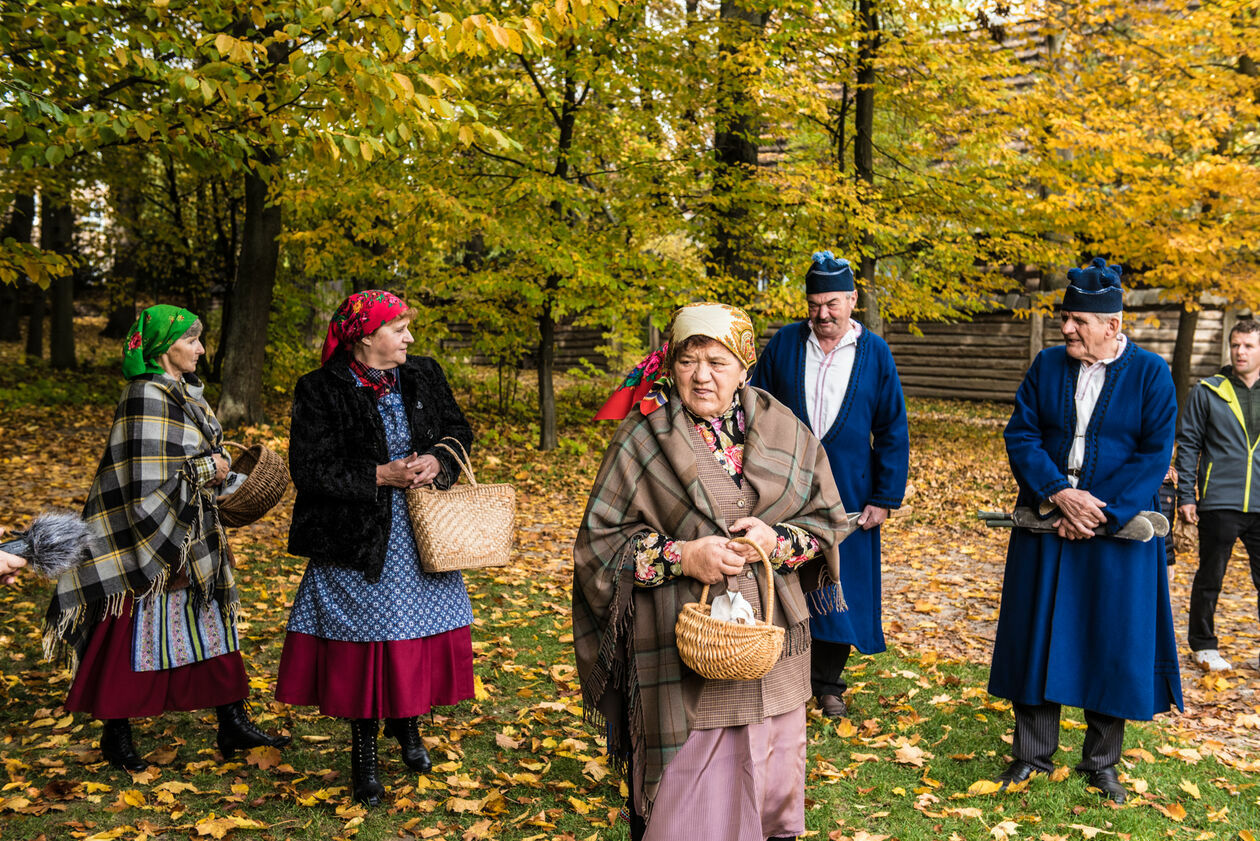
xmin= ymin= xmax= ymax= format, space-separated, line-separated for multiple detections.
xmin=43 ymin=373 xmax=237 ymax=672
xmin=573 ymin=386 xmax=849 ymax=819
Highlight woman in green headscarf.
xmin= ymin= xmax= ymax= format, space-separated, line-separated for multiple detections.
xmin=45 ymin=305 xmax=288 ymax=771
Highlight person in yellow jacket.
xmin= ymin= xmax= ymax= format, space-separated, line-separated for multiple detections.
xmin=1175 ymin=319 xmax=1260 ymax=672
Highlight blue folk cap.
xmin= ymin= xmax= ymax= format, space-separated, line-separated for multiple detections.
xmin=805 ymin=250 xmax=855 ymax=294
xmin=1063 ymin=257 xmax=1124 ymax=313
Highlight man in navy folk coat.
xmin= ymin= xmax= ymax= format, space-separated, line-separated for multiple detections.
xmin=989 ymin=258 xmax=1182 ymax=804
xmin=750 ymin=251 xmax=909 ymax=719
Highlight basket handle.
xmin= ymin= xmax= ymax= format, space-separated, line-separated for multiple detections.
xmin=222 ymin=441 xmax=246 ymax=452
xmin=432 ymin=438 xmax=476 ymax=486
xmin=696 ymin=536 xmax=776 ymax=626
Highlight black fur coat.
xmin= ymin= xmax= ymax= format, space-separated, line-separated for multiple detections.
xmin=287 ymin=355 xmax=474 ymax=582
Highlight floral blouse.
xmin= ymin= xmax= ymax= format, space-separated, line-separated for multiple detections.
xmin=632 ymin=401 xmax=822 ymax=587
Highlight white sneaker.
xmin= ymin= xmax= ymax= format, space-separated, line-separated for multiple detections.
xmin=1192 ymin=649 xmax=1232 ymax=672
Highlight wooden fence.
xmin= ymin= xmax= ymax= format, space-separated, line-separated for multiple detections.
xmin=439 ymin=321 xmax=615 ymax=371
xmin=439 ymin=295 xmax=1242 ymax=404
xmin=884 ymin=294 xmax=1235 ymax=402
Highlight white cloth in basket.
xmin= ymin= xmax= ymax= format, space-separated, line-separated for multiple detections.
xmin=218 ymin=471 xmax=246 ymax=497
xmin=710 ymin=583 xmax=756 ymax=625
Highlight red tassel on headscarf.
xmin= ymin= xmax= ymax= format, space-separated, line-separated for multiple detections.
xmin=594 ymin=343 xmax=670 ymax=420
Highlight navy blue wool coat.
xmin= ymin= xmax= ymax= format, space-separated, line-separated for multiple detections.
xmin=988 ymin=342 xmax=1183 ymax=721
xmin=750 ymin=320 xmax=909 ymax=653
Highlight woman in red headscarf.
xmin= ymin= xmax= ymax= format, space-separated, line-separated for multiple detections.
xmin=278 ymin=291 xmax=476 ymax=806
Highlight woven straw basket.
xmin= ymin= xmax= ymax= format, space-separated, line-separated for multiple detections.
xmin=405 ymin=440 xmax=515 ymax=573
xmin=675 ymin=537 xmax=785 ymax=681
xmin=217 ymin=441 xmax=291 ymax=528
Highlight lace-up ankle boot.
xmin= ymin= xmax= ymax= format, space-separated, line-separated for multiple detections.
xmin=216 ymin=700 xmax=291 ymax=759
xmin=351 ymin=719 xmax=385 ymax=806
xmin=383 ymin=717 xmax=432 ymax=773
xmin=101 ymin=719 xmax=146 ymax=771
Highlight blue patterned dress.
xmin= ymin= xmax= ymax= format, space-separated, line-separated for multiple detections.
xmin=287 ymin=391 xmax=474 ymax=640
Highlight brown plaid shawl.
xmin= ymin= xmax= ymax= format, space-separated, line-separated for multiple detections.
xmin=43 ymin=373 xmax=237 ymax=671
xmin=573 ymin=386 xmax=848 ymax=818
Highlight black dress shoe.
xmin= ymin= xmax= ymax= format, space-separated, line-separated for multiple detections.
xmin=1080 ymin=765 xmax=1127 ymax=804
xmin=995 ymin=759 xmax=1041 ymax=789
xmin=817 ymin=694 xmax=847 ymax=719
xmin=100 ymin=719 xmax=147 ymax=772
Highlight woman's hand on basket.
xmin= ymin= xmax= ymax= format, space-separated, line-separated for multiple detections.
xmin=377 ymin=453 xmax=425 ymax=488
xmin=679 ymin=536 xmax=746 ymax=585
xmin=728 ymin=517 xmax=776 ymax=564
xmin=208 ymin=452 xmax=230 ymax=487
xmin=410 ymin=454 xmax=442 ymax=488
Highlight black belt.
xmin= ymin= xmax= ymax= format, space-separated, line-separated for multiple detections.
xmin=1066 ymin=468 xmax=1082 ymax=477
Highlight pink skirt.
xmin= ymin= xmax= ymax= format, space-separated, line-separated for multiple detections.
xmin=643 ymin=705 xmax=807 ymax=841
xmin=275 ymin=627 xmax=475 ymax=719
xmin=65 ymin=596 xmax=249 ymax=719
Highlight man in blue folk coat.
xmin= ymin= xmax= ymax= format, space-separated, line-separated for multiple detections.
xmin=989 ymin=258 xmax=1182 ymax=804
xmin=750 ymin=250 xmax=909 ymax=719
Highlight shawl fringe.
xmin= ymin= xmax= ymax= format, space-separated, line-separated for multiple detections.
xmin=806 ymin=565 xmax=847 ymax=617
xmin=581 ymin=538 xmax=641 ymax=769
xmin=783 ymin=619 xmax=812 ymax=658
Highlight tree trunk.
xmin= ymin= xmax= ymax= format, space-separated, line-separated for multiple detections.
xmin=1027 ymin=266 xmax=1049 ymax=367
xmin=210 ymin=176 xmax=240 ymax=380
xmin=41 ymin=194 xmax=77 ymax=369
xmin=1172 ymin=305 xmax=1200 ymax=418
xmin=212 ymin=284 xmax=234 ymax=382
xmin=533 ymin=69 xmax=579 ymax=453
xmin=0 ymin=193 xmax=35 ymax=341
xmin=537 ymin=301 xmax=557 ymax=451
xmin=217 ymin=163 xmax=281 ymax=427
xmin=25 ymin=284 xmax=44 ymax=360
xmin=1220 ymin=309 xmax=1238 ymax=369
xmin=101 ymin=173 xmax=142 ymax=339
xmin=0 ymin=282 xmax=19 ymax=342
xmin=710 ymin=0 xmax=769 ymax=290
xmin=854 ymin=0 xmax=883 ymax=336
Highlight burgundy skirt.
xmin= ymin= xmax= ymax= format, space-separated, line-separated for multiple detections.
xmin=65 ymin=596 xmax=249 ymax=719
xmin=275 ymin=627 xmax=475 ymax=719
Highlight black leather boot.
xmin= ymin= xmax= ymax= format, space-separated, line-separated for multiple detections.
xmin=383 ymin=717 xmax=432 ymax=773
xmin=216 ymin=700 xmax=291 ymax=759
xmin=351 ymin=719 xmax=385 ymax=806
xmin=100 ymin=719 xmax=146 ymax=771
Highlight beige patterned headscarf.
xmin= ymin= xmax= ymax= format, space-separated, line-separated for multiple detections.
xmin=666 ymin=302 xmax=757 ymax=369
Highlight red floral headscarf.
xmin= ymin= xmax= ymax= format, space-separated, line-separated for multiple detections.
xmin=320 ymin=290 xmax=410 ymax=365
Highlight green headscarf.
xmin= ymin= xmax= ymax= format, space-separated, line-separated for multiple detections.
xmin=122 ymin=305 xmax=199 ymax=380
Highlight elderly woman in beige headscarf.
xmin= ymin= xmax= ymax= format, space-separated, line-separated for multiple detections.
xmin=574 ymin=302 xmax=852 ymax=841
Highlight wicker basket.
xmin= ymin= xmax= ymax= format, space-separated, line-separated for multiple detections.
xmin=217 ymin=442 xmax=291 ymax=528
xmin=674 ymin=537 xmax=785 ymax=681
xmin=405 ymin=440 xmax=515 ymax=573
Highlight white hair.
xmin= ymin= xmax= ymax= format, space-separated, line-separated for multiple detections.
xmin=1064 ymin=311 xmax=1121 ymax=326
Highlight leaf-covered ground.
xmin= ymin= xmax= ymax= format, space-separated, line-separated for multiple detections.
xmin=2 ymin=324 xmax=1259 ymax=841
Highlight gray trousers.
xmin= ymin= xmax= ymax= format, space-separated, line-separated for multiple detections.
xmin=1012 ymin=701 xmax=1125 ymax=772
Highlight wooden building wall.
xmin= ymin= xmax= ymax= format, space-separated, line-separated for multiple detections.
xmin=439 ymin=321 xmax=614 ymax=371
xmin=438 ymin=298 xmax=1239 ymax=402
